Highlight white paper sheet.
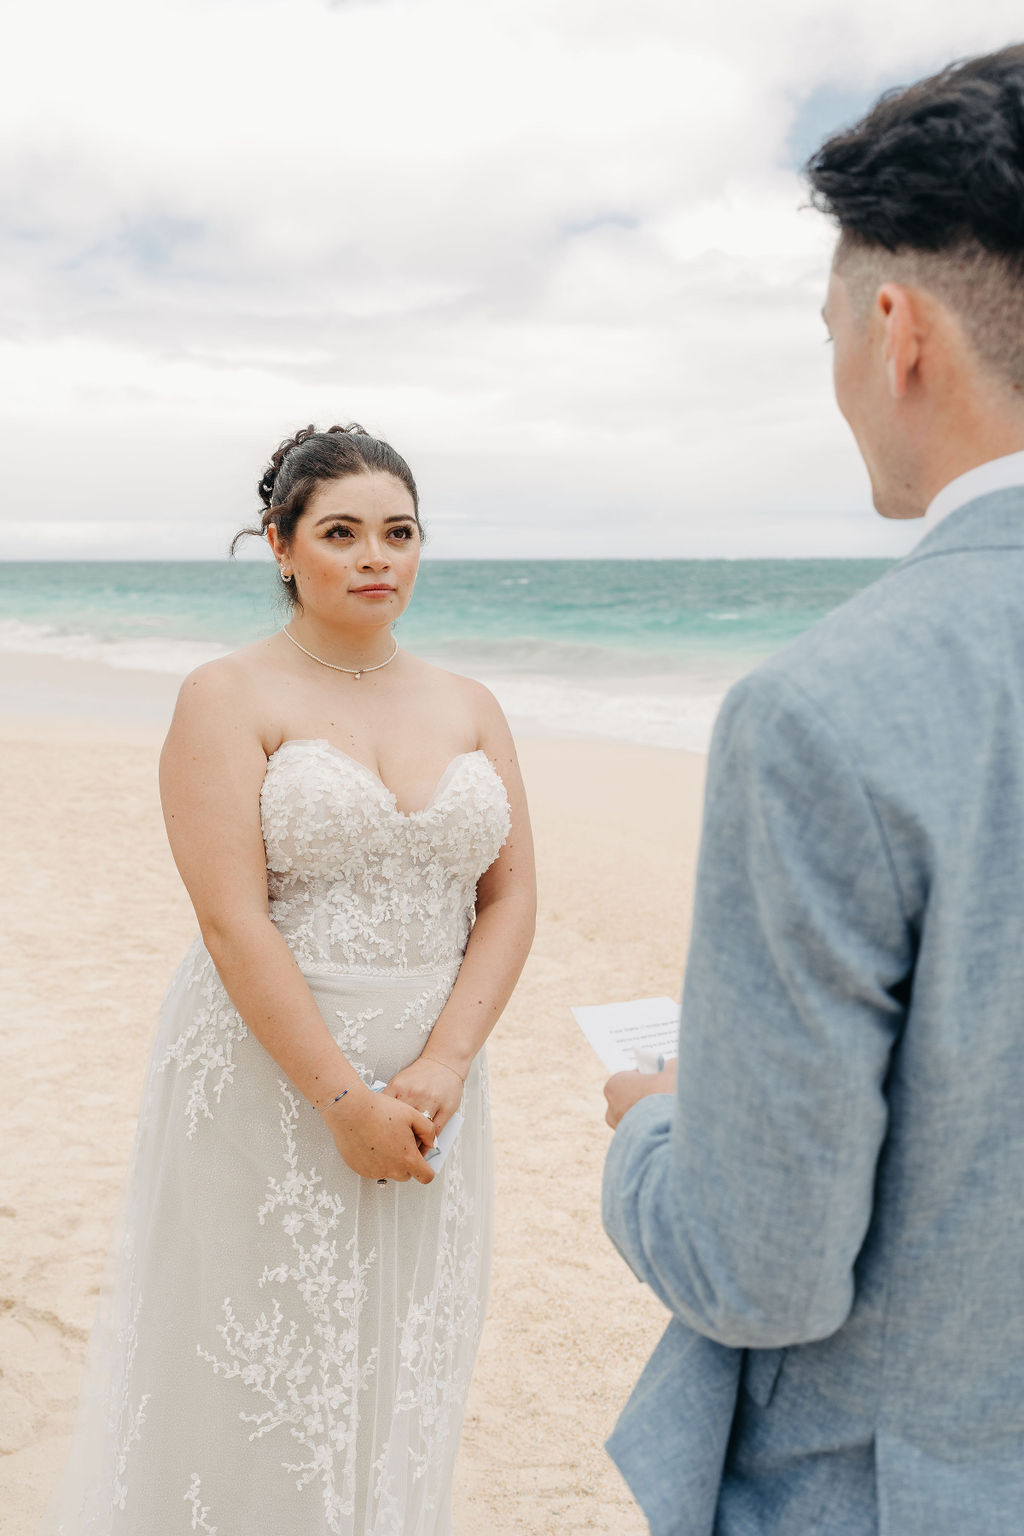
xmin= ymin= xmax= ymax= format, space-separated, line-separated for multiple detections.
xmin=571 ymin=996 xmax=681 ymax=1074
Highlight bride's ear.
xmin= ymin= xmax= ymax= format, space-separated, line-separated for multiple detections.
xmin=266 ymin=523 xmax=288 ymax=574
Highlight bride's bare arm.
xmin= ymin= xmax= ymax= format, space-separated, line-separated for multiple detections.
xmin=387 ymin=687 xmax=536 ymax=1128
xmin=159 ymin=662 xmax=436 ymax=1182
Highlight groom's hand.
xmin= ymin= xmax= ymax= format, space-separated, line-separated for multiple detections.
xmin=603 ymin=1061 xmax=677 ymax=1130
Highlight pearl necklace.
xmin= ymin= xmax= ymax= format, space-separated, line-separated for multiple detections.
xmin=282 ymin=626 xmax=399 ymax=680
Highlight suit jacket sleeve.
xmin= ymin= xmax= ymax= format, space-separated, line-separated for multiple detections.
xmin=602 ymin=667 xmax=913 ymax=1349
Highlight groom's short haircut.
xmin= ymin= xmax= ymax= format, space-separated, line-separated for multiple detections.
xmin=805 ymin=44 xmax=1024 ymax=391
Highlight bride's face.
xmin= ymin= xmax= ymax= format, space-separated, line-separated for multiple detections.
xmin=278 ymin=472 xmax=422 ymax=627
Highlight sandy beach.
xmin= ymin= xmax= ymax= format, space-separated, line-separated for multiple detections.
xmin=0 ymin=652 xmax=707 ymax=1536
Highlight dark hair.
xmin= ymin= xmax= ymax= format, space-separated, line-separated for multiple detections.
xmin=231 ymin=423 xmax=421 ymax=602
xmin=805 ymin=45 xmax=1024 ymax=389
xmin=805 ymin=45 xmax=1024 ymax=261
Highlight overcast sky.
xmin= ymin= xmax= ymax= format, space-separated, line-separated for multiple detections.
xmin=2 ymin=0 xmax=1021 ymax=561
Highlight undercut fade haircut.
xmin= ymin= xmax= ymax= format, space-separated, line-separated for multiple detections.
xmin=805 ymin=44 xmax=1024 ymax=392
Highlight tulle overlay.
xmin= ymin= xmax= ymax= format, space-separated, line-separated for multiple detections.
xmin=38 ymin=742 xmax=511 ymax=1536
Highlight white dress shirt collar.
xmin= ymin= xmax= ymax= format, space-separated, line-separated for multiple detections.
xmin=923 ymin=449 xmax=1024 ymax=532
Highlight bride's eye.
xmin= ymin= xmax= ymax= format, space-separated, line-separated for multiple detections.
xmin=389 ymin=526 xmax=416 ymax=540
xmin=325 ymin=524 xmax=354 ymax=539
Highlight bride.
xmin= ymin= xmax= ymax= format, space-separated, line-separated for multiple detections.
xmin=38 ymin=423 xmax=536 ymax=1535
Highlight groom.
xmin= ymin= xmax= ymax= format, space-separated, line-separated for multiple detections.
xmin=601 ymin=43 xmax=1024 ymax=1536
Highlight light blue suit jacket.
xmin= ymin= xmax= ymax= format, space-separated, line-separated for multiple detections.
xmin=603 ymin=491 xmax=1024 ymax=1536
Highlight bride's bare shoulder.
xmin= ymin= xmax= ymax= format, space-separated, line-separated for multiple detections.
xmin=180 ymin=634 xmax=283 ymax=691
xmin=176 ymin=648 xmax=250 ymax=701
xmin=168 ymin=639 xmax=279 ymax=742
xmin=408 ymin=657 xmax=510 ymax=740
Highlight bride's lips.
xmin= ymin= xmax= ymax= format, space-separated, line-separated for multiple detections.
xmin=350 ymin=584 xmax=396 ymax=596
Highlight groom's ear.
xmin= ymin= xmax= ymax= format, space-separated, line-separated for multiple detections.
xmin=877 ymin=283 xmax=923 ymax=400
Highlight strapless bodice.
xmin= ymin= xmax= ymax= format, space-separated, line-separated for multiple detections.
xmin=259 ymin=738 xmax=511 ymax=976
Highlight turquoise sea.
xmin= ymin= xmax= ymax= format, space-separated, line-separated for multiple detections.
xmin=0 ymin=559 xmax=892 ymax=750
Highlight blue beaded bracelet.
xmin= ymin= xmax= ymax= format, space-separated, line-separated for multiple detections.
xmin=330 ymin=1088 xmax=350 ymax=1106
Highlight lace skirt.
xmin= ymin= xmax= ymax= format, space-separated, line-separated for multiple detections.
xmin=36 ymin=942 xmax=492 ymax=1536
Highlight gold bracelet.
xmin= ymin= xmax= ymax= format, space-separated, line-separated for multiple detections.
xmin=422 ymin=1055 xmax=466 ymax=1085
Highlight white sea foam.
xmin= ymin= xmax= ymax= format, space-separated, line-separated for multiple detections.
xmin=0 ymin=620 xmax=737 ymax=751
xmin=459 ymin=666 xmax=728 ymax=753
xmin=0 ymin=620 xmax=229 ymax=675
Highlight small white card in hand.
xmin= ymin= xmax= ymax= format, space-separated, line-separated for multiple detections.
xmin=421 ymin=1111 xmax=463 ymax=1169
xmin=571 ymin=996 xmax=680 ymax=1074
xmin=370 ymin=1081 xmax=463 ymax=1170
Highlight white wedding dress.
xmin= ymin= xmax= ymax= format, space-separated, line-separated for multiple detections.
xmin=38 ymin=738 xmax=511 ymax=1536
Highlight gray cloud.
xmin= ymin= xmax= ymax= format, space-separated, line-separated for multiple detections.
xmin=2 ymin=0 xmax=1022 ymax=558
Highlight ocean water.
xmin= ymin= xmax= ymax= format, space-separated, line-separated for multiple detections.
xmin=0 ymin=559 xmax=892 ymax=751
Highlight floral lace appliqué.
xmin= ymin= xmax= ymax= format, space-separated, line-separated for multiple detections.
xmin=372 ymin=1120 xmax=480 ymax=1527
xmin=185 ymin=1473 xmax=218 ymax=1533
xmin=332 ymin=1003 xmax=384 ymax=1059
xmin=156 ymin=745 xmax=509 ymax=1135
xmin=110 ymin=1243 xmax=150 ymax=1512
xmin=196 ymin=1083 xmax=379 ymax=1531
xmin=261 ymin=743 xmax=511 ymax=978
xmin=156 ymin=945 xmax=250 ymax=1138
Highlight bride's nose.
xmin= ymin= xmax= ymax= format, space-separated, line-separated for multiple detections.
xmin=358 ymin=537 xmax=391 ymax=570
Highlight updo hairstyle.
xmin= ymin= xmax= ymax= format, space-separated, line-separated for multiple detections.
xmin=232 ymin=423 xmax=421 ymax=603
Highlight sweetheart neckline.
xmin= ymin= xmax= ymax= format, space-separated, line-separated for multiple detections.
xmin=265 ymin=738 xmax=489 ymax=818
